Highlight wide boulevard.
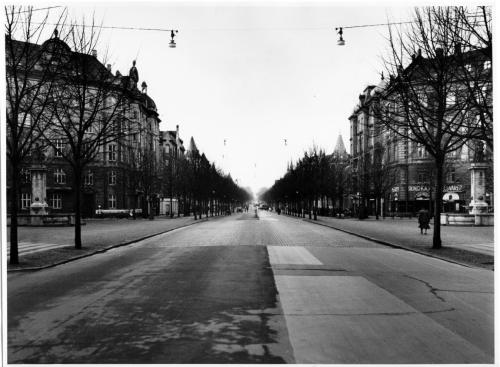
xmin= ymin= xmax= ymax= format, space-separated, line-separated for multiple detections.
xmin=8 ymin=210 xmax=493 ymax=363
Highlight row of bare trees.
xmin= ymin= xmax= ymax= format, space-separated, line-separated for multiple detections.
xmin=6 ymin=6 xmax=133 ymax=262
xmin=261 ymin=147 xmax=349 ymax=219
xmin=5 ymin=6 xmax=251 ymax=265
xmin=263 ymin=6 xmax=492 ymax=250
xmin=132 ymin=145 xmax=252 ymax=220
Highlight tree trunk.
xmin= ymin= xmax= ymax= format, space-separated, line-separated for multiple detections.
xmin=9 ymin=166 xmax=20 ymax=264
xmin=433 ymin=158 xmax=444 ymax=249
xmin=313 ymin=197 xmax=318 ymax=220
xmin=73 ymin=169 xmax=82 ymax=249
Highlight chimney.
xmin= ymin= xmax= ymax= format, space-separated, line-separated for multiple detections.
xmin=91 ymin=49 xmax=97 ymax=58
xmin=176 ymin=124 xmax=179 ymax=137
xmin=435 ymin=47 xmax=444 ymax=58
xmin=106 ymin=64 xmax=112 ymax=72
xmin=454 ymin=43 xmax=462 ymax=55
xmin=141 ymin=81 xmax=148 ymax=94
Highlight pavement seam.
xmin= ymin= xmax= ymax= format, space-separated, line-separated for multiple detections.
xmin=287 ymin=216 xmax=478 ymax=269
xmin=7 ymin=216 xmax=224 ymax=272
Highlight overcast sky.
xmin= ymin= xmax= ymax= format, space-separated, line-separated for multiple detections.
xmin=34 ymin=2 xmax=412 ymax=195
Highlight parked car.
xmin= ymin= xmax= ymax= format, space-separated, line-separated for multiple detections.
xmin=260 ymin=204 xmax=269 ymax=210
xmin=236 ymin=207 xmax=243 ymax=212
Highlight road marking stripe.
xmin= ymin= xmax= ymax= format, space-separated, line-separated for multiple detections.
xmin=267 ymin=246 xmax=322 ymax=265
xmin=7 ymin=242 xmax=68 ymax=255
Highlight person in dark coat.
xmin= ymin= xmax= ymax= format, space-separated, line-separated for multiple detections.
xmin=418 ymin=208 xmax=431 ymax=235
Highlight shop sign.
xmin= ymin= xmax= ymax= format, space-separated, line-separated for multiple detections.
xmin=391 ymin=186 xmax=399 ymax=193
xmin=444 ymin=184 xmax=463 ymax=192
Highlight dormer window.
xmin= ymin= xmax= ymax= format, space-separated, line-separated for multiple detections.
xmin=483 ymin=60 xmax=491 ymax=70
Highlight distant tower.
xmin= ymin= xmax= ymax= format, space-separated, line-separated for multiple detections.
xmin=333 ymin=134 xmax=347 ymax=158
xmin=188 ymin=137 xmax=199 ymax=154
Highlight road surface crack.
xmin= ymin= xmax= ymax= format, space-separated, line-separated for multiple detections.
xmin=403 ymin=275 xmax=446 ymax=302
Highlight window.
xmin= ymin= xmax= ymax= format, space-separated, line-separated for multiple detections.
xmin=50 ymin=193 xmax=62 ymax=209
xmin=84 ymin=171 xmax=94 ymax=186
xmin=446 ymin=168 xmax=456 ymax=183
xmin=21 ymin=193 xmax=31 ymax=209
xmin=54 ymin=168 xmax=66 ymax=184
xmin=417 ymin=144 xmax=427 ymax=158
xmin=448 ymin=149 xmax=459 ymax=158
xmin=54 ymin=139 xmax=64 ymax=157
xmin=418 ymin=171 xmax=428 ymax=183
xmin=109 ymin=170 xmax=116 ymax=185
xmin=465 ymin=64 xmax=473 ymax=72
xmin=108 ymin=194 xmax=117 ymax=209
xmin=484 ymin=60 xmax=491 ymax=70
xmin=21 ymin=169 xmax=31 ymax=184
xmin=108 ymin=143 xmax=117 ymax=162
xmin=461 ymin=144 xmax=469 ymax=161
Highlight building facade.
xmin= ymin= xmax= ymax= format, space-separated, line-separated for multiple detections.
xmin=6 ymin=33 xmax=171 ymax=218
xmin=349 ymin=48 xmax=493 ymax=217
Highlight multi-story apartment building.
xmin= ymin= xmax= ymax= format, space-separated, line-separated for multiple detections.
xmin=159 ymin=125 xmax=185 ymax=215
xmin=6 ymin=33 xmax=164 ymax=218
xmin=349 ymin=47 xmax=493 ymax=217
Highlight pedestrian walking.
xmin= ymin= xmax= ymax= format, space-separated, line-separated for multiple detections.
xmin=417 ymin=208 xmax=430 ymax=235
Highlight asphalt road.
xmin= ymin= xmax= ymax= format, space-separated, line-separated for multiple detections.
xmin=8 ymin=210 xmax=494 ymax=363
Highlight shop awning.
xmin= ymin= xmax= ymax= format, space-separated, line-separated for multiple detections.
xmin=443 ymin=192 xmax=460 ymax=201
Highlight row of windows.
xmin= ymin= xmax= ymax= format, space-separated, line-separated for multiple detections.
xmin=415 ymin=168 xmax=457 ymax=184
xmin=20 ymin=193 xmax=62 ymax=209
xmin=84 ymin=171 xmax=117 ymax=185
xmin=31 ymin=141 xmax=119 ymax=162
xmin=20 ymin=193 xmax=119 ymax=209
xmin=51 ymin=169 xmax=119 ymax=186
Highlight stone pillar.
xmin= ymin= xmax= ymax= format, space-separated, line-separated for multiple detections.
xmin=468 ymin=162 xmax=489 ymax=214
xmin=30 ymin=165 xmax=49 ymax=216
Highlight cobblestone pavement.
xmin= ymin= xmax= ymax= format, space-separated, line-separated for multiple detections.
xmin=9 ymin=210 xmax=493 ymax=363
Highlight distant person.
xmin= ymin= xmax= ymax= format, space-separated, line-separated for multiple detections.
xmin=417 ymin=208 xmax=430 ymax=235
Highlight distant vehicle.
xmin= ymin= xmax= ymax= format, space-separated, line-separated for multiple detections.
xmin=260 ymin=204 xmax=269 ymax=210
xmin=236 ymin=207 xmax=243 ymax=212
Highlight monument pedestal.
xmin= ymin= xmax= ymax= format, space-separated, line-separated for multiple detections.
xmin=29 ymin=165 xmax=49 ymax=216
xmin=468 ymin=162 xmax=489 ymax=214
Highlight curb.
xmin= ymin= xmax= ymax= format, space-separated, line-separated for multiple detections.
xmin=297 ymin=217 xmax=481 ymax=269
xmin=7 ymin=216 xmax=222 ymax=273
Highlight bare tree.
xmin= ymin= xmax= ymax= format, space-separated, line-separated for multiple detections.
xmin=433 ymin=6 xmax=493 ymax=149
xmin=369 ymin=142 xmax=397 ymax=219
xmin=5 ymin=5 xmax=66 ymax=264
xmin=41 ymin=20 xmax=130 ymax=249
xmin=373 ymin=7 xmax=483 ymax=248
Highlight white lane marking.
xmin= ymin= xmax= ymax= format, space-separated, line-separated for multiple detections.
xmin=7 ymin=242 xmax=68 ymax=255
xmin=267 ymin=246 xmax=322 ymax=265
xmin=274 ymin=275 xmax=491 ymax=364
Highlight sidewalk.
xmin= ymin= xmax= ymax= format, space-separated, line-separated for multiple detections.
xmin=300 ymin=215 xmax=494 ymax=269
xmin=6 ymin=215 xmax=218 ymax=271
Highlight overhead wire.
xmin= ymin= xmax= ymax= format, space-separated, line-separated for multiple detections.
xmin=7 ymin=6 xmax=65 ymax=14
